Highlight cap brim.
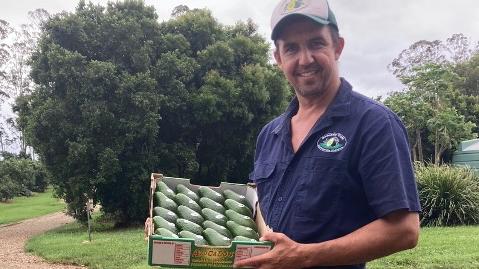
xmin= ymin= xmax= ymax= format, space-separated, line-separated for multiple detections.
xmin=271 ymin=14 xmax=332 ymax=40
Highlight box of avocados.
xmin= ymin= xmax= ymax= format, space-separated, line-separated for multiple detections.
xmin=146 ymin=173 xmax=273 ymax=268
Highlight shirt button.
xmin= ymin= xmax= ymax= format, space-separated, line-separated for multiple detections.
xmin=277 ymin=197 xmax=283 ymax=202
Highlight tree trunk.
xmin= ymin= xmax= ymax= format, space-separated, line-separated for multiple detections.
xmin=434 ymin=130 xmax=441 ymax=164
xmin=416 ymin=129 xmax=424 ymax=162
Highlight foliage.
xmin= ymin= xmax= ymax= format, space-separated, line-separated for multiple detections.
xmin=0 ymin=156 xmax=50 ymax=201
xmin=415 ymin=163 xmax=479 ymax=226
xmin=0 ymin=188 xmax=65 ymax=225
xmin=389 ymin=33 xmax=477 ymax=80
xmin=384 ymin=63 xmax=476 ymax=163
xmin=19 ymin=2 xmax=290 ymax=224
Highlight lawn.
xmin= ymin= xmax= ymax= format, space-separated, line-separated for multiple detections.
xmin=26 ymin=217 xmax=150 ymax=269
xmin=27 ymin=219 xmax=479 ymax=269
xmin=0 ymin=188 xmax=66 ymax=225
xmin=369 ymin=226 xmax=479 ymax=268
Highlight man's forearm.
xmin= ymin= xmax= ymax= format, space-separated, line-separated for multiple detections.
xmin=299 ymin=210 xmax=419 ymax=267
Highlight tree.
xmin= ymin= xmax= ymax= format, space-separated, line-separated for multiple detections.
xmin=427 ymin=107 xmax=476 ymax=164
xmin=385 ymin=63 xmax=477 ymax=163
xmin=389 ymin=33 xmax=476 ymax=81
xmin=19 ymin=2 xmax=289 ymax=224
xmin=0 ymin=19 xmax=12 ymax=100
xmin=384 ymin=89 xmax=432 ymax=162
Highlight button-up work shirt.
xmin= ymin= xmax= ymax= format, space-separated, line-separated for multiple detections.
xmin=250 ymin=78 xmax=421 ymax=269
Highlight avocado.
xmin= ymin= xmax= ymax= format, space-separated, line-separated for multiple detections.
xmin=203 ymin=228 xmax=232 ymax=246
xmin=176 ymin=218 xmax=203 ymax=235
xmin=152 ymin=215 xmax=177 ymax=234
xmin=177 ymin=205 xmax=204 ymax=225
xmin=225 ymin=209 xmax=256 ymax=230
xmin=201 ymin=208 xmax=227 ymax=226
xmin=154 ymin=192 xmax=178 ymax=213
xmin=202 ymin=220 xmax=233 ymax=238
xmin=156 ymin=181 xmax=176 ymax=200
xmin=223 ymin=189 xmax=250 ymax=209
xmin=155 ymin=227 xmax=179 ymax=238
xmin=178 ymin=230 xmax=208 ymax=246
xmin=198 ymin=186 xmax=224 ymax=204
xmin=226 ymin=221 xmax=259 ymax=240
xmin=153 ymin=206 xmax=178 ymax=223
xmin=224 ymin=198 xmax=252 ymax=218
xmin=199 ymin=197 xmax=226 ymax=214
xmin=176 ymin=184 xmax=199 ymax=202
xmin=175 ymin=193 xmax=202 ymax=212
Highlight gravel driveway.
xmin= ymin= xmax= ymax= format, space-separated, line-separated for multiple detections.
xmin=0 ymin=212 xmax=86 ymax=269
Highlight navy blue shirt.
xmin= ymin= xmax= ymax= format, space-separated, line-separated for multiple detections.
xmin=250 ymin=79 xmax=421 ymax=269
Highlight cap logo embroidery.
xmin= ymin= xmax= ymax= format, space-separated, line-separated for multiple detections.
xmin=317 ymin=133 xmax=347 ymax=152
xmin=282 ymin=0 xmax=310 ymax=14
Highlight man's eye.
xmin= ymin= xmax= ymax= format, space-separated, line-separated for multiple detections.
xmin=311 ymin=41 xmax=325 ymax=48
xmin=284 ymin=46 xmax=296 ymax=53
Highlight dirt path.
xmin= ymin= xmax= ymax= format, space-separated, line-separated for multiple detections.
xmin=0 ymin=212 xmax=86 ymax=269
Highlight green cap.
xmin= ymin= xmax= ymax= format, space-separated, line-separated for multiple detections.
xmin=271 ymin=0 xmax=338 ymax=40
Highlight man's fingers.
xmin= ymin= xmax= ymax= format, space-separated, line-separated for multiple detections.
xmin=260 ymin=231 xmax=283 ymax=243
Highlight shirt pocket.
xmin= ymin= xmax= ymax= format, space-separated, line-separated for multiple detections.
xmin=295 ymin=157 xmax=346 ymax=219
xmin=250 ymin=162 xmax=277 ymax=221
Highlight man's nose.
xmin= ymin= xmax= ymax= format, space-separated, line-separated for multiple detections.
xmin=298 ymin=49 xmax=314 ymax=65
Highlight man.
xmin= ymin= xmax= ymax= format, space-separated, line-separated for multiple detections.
xmin=234 ymin=0 xmax=421 ymax=268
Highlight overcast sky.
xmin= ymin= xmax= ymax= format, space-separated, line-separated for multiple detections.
xmin=1 ymin=0 xmax=479 ymax=98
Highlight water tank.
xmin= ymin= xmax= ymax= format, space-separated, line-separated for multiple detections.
xmin=452 ymin=139 xmax=479 ymax=172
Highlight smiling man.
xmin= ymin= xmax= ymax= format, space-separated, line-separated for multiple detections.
xmin=234 ymin=0 xmax=421 ymax=268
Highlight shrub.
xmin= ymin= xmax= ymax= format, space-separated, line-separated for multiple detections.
xmin=0 ymin=157 xmax=50 ymax=200
xmin=416 ymin=163 xmax=479 ymax=226
xmin=0 ymin=175 xmax=21 ymax=201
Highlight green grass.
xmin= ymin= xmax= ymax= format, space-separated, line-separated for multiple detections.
xmin=26 ymin=216 xmax=150 ymax=269
xmin=369 ymin=226 xmax=479 ymax=269
xmin=27 ymin=222 xmax=479 ymax=269
xmin=0 ymin=188 xmax=66 ymax=225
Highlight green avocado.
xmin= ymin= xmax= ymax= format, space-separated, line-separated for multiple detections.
xmin=155 ymin=227 xmax=179 ymax=238
xmin=225 ymin=209 xmax=256 ymax=230
xmin=203 ymin=228 xmax=231 ymax=246
xmin=198 ymin=186 xmax=224 ymax=204
xmin=177 ymin=205 xmax=204 ymax=225
xmin=154 ymin=192 xmax=178 ymax=212
xmin=177 ymin=218 xmax=203 ymax=235
xmin=153 ymin=206 xmax=178 ymax=223
xmin=201 ymin=208 xmax=227 ymax=226
xmin=152 ymin=215 xmax=177 ymax=234
xmin=224 ymin=198 xmax=252 ymax=218
xmin=156 ymin=181 xmax=176 ymax=200
xmin=199 ymin=197 xmax=226 ymax=214
xmin=226 ymin=221 xmax=259 ymax=240
xmin=175 ymin=193 xmax=202 ymax=212
xmin=178 ymin=230 xmax=208 ymax=246
xmin=202 ymin=220 xmax=232 ymax=238
xmin=176 ymin=184 xmax=199 ymax=202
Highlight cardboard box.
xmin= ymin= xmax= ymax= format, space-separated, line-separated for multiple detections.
xmin=146 ymin=173 xmax=272 ymax=268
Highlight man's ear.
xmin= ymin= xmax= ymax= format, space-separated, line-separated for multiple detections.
xmin=274 ymin=47 xmax=283 ymax=69
xmin=335 ymin=37 xmax=345 ymax=61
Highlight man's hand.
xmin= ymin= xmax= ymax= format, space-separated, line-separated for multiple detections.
xmin=234 ymin=231 xmax=306 ymax=269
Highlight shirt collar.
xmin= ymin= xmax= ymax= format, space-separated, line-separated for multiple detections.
xmin=272 ymin=78 xmax=352 ymax=135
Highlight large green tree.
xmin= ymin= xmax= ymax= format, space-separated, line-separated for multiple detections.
xmin=19 ymin=1 xmax=290 ymax=224
xmin=385 ymin=64 xmax=476 ymax=163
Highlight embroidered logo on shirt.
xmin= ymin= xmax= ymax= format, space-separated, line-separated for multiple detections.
xmin=317 ymin=133 xmax=347 ymax=152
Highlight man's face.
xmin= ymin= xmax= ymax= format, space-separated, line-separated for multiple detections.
xmin=274 ymin=18 xmax=344 ymax=99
